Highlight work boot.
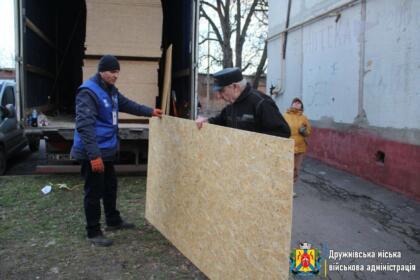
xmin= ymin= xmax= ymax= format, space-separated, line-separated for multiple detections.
xmin=105 ymin=220 xmax=135 ymax=232
xmin=88 ymin=234 xmax=113 ymax=247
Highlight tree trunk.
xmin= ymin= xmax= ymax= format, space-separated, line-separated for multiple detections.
xmin=223 ymin=45 xmax=234 ymax=68
xmin=200 ymin=0 xmax=267 ymax=73
xmin=253 ymin=41 xmax=267 ymax=89
xmin=220 ymin=0 xmax=233 ymax=67
xmin=235 ymin=1 xmax=242 ymax=69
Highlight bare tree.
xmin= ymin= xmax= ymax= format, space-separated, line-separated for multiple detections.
xmin=252 ymin=40 xmax=267 ymax=89
xmin=200 ymin=0 xmax=268 ymax=89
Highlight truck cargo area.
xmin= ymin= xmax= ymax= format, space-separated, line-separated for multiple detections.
xmin=17 ymin=0 xmax=198 ymax=170
xmin=19 ymin=0 xmax=85 ymax=116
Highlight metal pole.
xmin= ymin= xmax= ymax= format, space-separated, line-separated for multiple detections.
xmin=190 ymin=0 xmax=200 ymax=119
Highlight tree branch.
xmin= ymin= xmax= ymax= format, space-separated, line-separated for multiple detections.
xmin=201 ymin=1 xmax=218 ymax=13
xmin=253 ymin=40 xmax=267 ymax=89
xmin=240 ymin=0 xmax=259 ymax=43
xmin=199 ymin=37 xmax=220 ymax=45
xmin=235 ymin=0 xmax=241 ymax=67
xmin=200 ymin=7 xmax=224 ymax=47
xmin=242 ymin=62 xmax=252 ymax=72
xmin=224 ymin=0 xmax=231 ymax=19
xmin=217 ymin=0 xmax=225 ymax=13
xmin=208 ymin=54 xmax=223 ymax=63
xmin=216 ymin=0 xmax=225 ymax=20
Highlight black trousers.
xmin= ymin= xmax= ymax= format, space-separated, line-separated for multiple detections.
xmin=81 ymin=160 xmax=122 ymax=238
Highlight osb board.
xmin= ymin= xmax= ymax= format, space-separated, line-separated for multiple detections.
xmin=85 ymin=0 xmax=162 ymax=57
xmin=161 ymin=45 xmax=172 ymax=114
xmin=146 ymin=116 xmax=294 ymax=279
xmin=83 ymin=59 xmax=158 ymax=120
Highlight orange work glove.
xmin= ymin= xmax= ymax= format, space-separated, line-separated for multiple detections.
xmin=90 ymin=157 xmax=105 ymax=173
xmin=152 ymin=108 xmax=163 ymax=118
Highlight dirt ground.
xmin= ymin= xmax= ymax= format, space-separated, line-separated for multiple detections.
xmin=0 ymin=175 xmax=207 ymax=280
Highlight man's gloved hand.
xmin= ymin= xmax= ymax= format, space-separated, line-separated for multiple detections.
xmin=90 ymin=157 xmax=105 ymax=173
xmin=298 ymin=125 xmax=307 ymax=136
xmin=152 ymin=108 xmax=163 ymax=118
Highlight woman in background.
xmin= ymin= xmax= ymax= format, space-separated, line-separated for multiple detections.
xmin=284 ymin=97 xmax=311 ymax=184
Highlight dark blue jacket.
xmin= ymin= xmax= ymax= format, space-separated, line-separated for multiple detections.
xmin=73 ymin=78 xmax=119 ymax=154
xmin=70 ymin=74 xmax=153 ymax=161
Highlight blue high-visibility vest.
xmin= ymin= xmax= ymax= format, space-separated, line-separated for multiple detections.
xmin=73 ymin=79 xmax=119 ymax=151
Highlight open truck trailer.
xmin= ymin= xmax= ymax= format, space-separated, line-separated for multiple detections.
xmin=14 ymin=0 xmax=199 ymax=172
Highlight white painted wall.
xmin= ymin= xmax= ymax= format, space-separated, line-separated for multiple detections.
xmin=363 ymin=0 xmax=420 ymax=129
xmin=268 ymin=0 xmax=420 ymax=129
xmin=283 ymin=29 xmax=304 ymax=112
xmin=269 ymin=0 xmax=355 ymax=39
xmin=268 ymin=1 xmax=289 ymax=40
xmin=270 ymin=29 xmax=304 ymax=114
xmin=267 ymin=36 xmax=282 ymax=102
xmin=301 ymin=4 xmax=360 ymax=123
xmin=290 ymin=0 xmax=354 ymax=26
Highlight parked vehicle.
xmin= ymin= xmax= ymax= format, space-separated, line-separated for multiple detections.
xmin=0 ymin=80 xmax=28 ymax=174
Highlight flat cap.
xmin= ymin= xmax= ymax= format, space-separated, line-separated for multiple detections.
xmin=212 ymin=67 xmax=243 ymax=92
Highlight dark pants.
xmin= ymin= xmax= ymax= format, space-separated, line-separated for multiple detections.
xmin=81 ymin=161 xmax=122 ymax=238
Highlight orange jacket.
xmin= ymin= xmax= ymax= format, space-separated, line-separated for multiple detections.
xmin=284 ymin=108 xmax=311 ymax=154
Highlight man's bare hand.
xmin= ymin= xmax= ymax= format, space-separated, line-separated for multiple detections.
xmin=195 ymin=116 xmax=208 ymax=129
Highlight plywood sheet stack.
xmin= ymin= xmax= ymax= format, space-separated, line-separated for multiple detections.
xmin=83 ymin=0 xmax=162 ymax=120
xmin=146 ymin=116 xmax=294 ymax=279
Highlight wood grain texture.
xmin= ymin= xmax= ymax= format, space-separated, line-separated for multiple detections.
xmin=85 ymin=0 xmax=162 ymax=57
xmin=146 ymin=116 xmax=294 ymax=279
xmin=83 ymin=59 xmax=158 ymax=119
xmin=161 ymin=45 xmax=172 ymax=114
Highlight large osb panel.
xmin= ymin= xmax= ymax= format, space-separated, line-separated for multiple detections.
xmin=85 ymin=0 xmax=162 ymax=57
xmin=83 ymin=59 xmax=158 ymax=119
xmin=146 ymin=116 xmax=294 ymax=279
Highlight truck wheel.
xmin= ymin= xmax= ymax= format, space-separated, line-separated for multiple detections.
xmin=28 ymin=138 xmax=40 ymax=152
xmin=0 ymin=148 xmax=6 ymax=175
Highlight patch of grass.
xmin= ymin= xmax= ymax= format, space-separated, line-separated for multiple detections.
xmin=0 ymin=175 xmax=206 ymax=279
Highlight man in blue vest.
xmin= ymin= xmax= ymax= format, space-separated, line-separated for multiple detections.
xmin=71 ymin=55 xmax=162 ymax=246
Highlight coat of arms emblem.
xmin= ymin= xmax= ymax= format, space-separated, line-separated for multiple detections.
xmin=290 ymin=242 xmax=321 ymax=275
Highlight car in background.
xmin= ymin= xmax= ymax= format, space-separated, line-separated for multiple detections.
xmin=0 ymin=80 xmax=28 ymax=174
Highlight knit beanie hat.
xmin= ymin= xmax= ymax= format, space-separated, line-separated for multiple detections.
xmin=98 ymin=55 xmax=120 ymax=72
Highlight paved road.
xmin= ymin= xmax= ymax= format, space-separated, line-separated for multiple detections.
xmin=292 ymin=158 xmax=419 ymax=279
